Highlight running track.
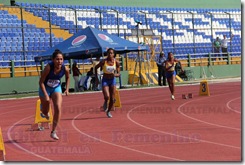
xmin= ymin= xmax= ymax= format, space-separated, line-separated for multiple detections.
xmin=0 ymin=79 xmax=241 ymax=161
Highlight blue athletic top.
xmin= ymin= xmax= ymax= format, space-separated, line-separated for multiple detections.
xmin=44 ymin=62 xmax=66 ymax=88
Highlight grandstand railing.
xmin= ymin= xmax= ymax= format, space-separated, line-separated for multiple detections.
xmin=2 ymin=51 xmax=241 ymax=78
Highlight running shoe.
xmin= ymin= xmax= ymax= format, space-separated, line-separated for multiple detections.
xmin=50 ymin=131 xmax=59 ymax=140
xmin=40 ymin=112 xmax=50 ymax=120
xmin=171 ymin=95 xmax=175 ymax=100
xmin=103 ymin=101 xmax=108 ymax=112
xmin=94 ymin=88 xmax=100 ymax=91
xmin=106 ymin=111 xmax=112 ymax=118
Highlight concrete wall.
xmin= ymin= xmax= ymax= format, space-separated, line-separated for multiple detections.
xmin=3 ymin=0 xmax=241 ymax=9
xmin=0 ymin=0 xmax=10 ymax=5
xmin=185 ymin=64 xmax=241 ymax=79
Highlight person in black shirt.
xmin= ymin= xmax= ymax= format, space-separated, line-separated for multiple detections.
xmin=156 ymin=51 xmax=166 ymax=86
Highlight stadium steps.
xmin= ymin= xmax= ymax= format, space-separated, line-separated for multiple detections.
xmin=4 ymin=8 xmax=72 ymax=40
xmin=128 ymin=69 xmax=183 ymax=85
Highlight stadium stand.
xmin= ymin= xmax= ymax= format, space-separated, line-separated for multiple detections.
xmin=0 ymin=3 xmax=241 ymax=71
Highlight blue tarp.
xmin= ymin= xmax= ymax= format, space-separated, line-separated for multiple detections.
xmin=35 ymin=26 xmax=148 ymax=62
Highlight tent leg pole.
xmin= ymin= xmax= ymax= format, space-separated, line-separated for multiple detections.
xmin=132 ymin=57 xmax=138 ymax=87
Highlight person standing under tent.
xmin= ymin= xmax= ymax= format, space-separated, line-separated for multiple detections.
xmin=83 ymin=67 xmax=94 ymax=91
xmin=39 ymin=49 xmax=70 ymax=140
xmin=94 ymin=48 xmax=120 ymax=118
xmin=91 ymin=54 xmax=101 ymax=91
xmin=164 ymin=52 xmax=184 ymax=100
xmin=72 ymin=61 xmax=82 ymax=92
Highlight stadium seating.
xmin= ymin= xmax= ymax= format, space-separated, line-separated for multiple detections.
xmin=0 ymin=3 xmax=241 ymax=67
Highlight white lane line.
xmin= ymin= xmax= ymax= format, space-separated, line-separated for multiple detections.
xmin=7 ymin=116 xmax=52 ymax=161
xmin=127 ymin=106 xmax=240 ymax=150
xmin=177 ymin=95 xmax=240 ymax=131
xmin=71 ymin=107 xmax=184 ymax=161
xmin=226 ymin=97 xmax=241 ymax=114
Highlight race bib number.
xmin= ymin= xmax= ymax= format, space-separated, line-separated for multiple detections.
xmin=106 ymin=66 xmax=115 ymax=73
xmin=47 ymin=79 xmax=60 ymax=88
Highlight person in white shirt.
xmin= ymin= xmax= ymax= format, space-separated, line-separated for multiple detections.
xmin=221 ymin=34 xmax=233 ymax=62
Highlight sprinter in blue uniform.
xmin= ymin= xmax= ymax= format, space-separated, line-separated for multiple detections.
xmin=39 ymin=49 xmax=70 ymax=140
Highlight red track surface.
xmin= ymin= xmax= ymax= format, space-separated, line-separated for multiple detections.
xmin=0 ymin=80 xmax=241 ymax=161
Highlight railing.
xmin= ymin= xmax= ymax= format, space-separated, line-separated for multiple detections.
xmin=0 ymin=52 xmax=241 ymax=78
xmin=0 ymin=56 xmax=125 ymax=78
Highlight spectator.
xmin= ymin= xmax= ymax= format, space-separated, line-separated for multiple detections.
xmin=83 ymin=67 xmax=94 ymax=91
xmin=72 ymin=61 xmax=82 ymax=92
xmin=213 ymin=37 xmax=221 ymax=60
xmin=221 ymin=34 xmax=233 ymax=62
xmin=156 ymin=51 xmax=166 ymax=86
xmin=91 ymin=54 xmax=101 ymax=91
xmin=87 ymin=67 xmax=94 ymax=77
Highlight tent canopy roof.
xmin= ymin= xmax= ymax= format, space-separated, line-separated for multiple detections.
xmin=34 ymin=26 xmax=148 ymax=62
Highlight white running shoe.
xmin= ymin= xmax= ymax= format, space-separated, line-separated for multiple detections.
xmin=50 ymin=131 xmax=59 ymax=140
xmin=106 ymin=111 xmax=112 ymax=118
xmin=171 ymin=95 xmax=175 ymax=100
